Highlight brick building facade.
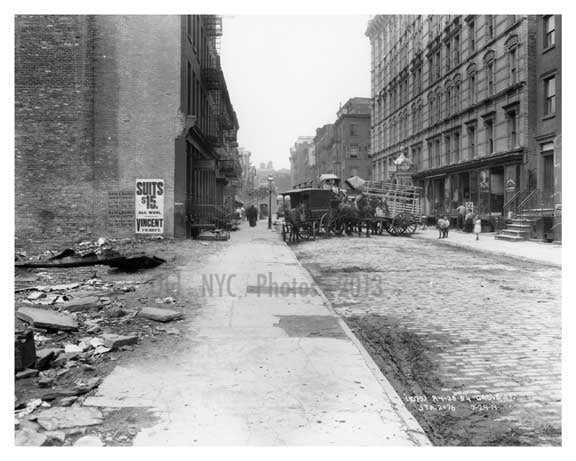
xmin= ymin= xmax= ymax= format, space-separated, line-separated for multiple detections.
xmin=15 ymin=15 xmax=240 ymax=248
xmin=366 ymin=15 xmax=561 ymax=229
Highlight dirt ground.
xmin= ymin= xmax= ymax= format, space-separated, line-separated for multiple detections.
xmin=14 ymin=237 xmax=222 ymax=446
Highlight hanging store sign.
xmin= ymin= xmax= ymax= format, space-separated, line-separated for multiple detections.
xmin=135 ymin=179 xmax=164 ymax=234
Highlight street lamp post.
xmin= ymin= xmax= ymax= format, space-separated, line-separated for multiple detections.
xmin=267 ymin=175 xmax=274 ymax=229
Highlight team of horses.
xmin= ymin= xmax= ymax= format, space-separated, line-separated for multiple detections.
xmin=284 ymin=192 xmax=390 ymax=241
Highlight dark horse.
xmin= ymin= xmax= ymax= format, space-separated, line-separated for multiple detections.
xmin=285 ymin=203 xmax=311 ymax=242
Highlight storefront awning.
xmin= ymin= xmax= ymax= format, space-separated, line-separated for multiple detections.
xmin=413 ymin=149 xmax=524 ymax=180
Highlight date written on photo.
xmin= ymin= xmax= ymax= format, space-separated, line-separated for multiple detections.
xmin=403 ymin=392 xmax=525 ymax=412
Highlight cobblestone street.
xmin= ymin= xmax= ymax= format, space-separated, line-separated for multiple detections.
xmin=293 ymin=233 xmax=561 ymax=446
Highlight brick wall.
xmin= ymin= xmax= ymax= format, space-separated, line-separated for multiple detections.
xmin=15 ymin=15 xmax=96 ymax=250
xmin=15 ymin=15 xmax=183 ymax=251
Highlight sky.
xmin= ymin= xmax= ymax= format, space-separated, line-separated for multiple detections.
xmin=220 ymin=15 xmax=371 ymax=170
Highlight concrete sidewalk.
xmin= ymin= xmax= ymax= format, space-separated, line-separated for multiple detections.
xmin=412 ymin=227 xmax=561 ymax=267
xmin=84 ymin=224 xmax=430 ymax=445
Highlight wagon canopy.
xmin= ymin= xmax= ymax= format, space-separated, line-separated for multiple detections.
xmin=280 ymin=188 xmax=335 ymax=214
xmin=345 ymin=175 xmax=366 ymax=190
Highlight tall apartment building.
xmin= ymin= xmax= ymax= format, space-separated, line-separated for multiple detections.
xmin=15 ymin=15 xmax=241 ymax=247
xmin=366 ymin=15 xmax=561 ymax=228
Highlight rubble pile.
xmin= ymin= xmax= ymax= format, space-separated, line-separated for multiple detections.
xmin=14 ymin=238 xmax=186 ymax=446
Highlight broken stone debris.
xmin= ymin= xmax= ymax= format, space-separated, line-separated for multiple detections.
xmin=139 ymin=306 xmax=182 ymax=322
xmin=74 ymin=435 xmax=104 ymax=446
xmin=35 ymin=348 xmax=60 ymax=370
xmin=15 ymin=427 xmax=48 ymax=446
xmin=62 ymin=296 xmax=100 ymax=313
xmin=36 ymin=406 xmax=104 ymax=431
xmin=16 ymin=368 xmax=39 ymax=380
xmin=15 ymin=330 xmax=36 ymax=371
xmin=100 ymin=333 xmax=138 ymax=350
xmin=17 ymin=307 xmax=78 ymax=331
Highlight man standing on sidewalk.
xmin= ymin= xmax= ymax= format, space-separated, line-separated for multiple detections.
xmin=456 ymin=203 xmax=466 ymax=230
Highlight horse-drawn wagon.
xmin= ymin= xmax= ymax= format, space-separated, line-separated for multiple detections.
xmin=279 ymin=179 xmax=422 ymax=242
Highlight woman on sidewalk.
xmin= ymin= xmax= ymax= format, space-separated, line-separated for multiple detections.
xmin=474 ymin=215 xmax=482 ymax=241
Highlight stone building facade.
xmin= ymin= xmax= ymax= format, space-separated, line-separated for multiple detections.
xmin=15 ymin=15 xmax=240 ymax=248
xmin=366 ymin=15 xmax=561 ymax=227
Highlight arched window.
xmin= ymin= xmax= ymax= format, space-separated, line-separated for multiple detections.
xmin=453 ymin=74 xmax=461 ymax=113
xmin=467 ymin=63 xmax=477 ymax=103
xmin=484 ymin=50 xmax=496 ymax=96
xmin=445 ymin=81 xmax=452 ymax=116
xmin=506 ymin=35 xmax=519 ymax=86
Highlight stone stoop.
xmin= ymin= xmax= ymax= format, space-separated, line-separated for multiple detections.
xmin=495 ymin=218 xmax=535 ymax=242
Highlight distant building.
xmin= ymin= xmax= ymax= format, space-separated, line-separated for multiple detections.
xmin=289 ymin=136 xmax=314 ymax=188
xmin=332 ymin=97 xmax=372 ymax=180
xmin=366 ymin=15 xmax=561 ymax=237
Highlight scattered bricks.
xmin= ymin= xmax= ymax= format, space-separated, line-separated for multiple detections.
xmin=36 ymin=406 xmax=103 ymax=431
xmin=138 ymin=306 xmax=183 ymax=323
xmin=17 ymin=307 xmax=78 ymax=331
xmin=62 ymin=296 xmax=100 ymax=313
xmin=107 ymin=306 xmax=126 ymax=318
xmin=15 ymin=330 xmax=36 ymax=371
xmin=16 ymin=368 xmax=39 ymax=379
xmin=100 ymin=333 xmax=138 ymax=350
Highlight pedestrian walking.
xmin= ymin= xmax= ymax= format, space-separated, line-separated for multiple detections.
xmin=246 ymin=205 xmax=258 ymax=227
xmin=240 ymin=206 xmax=246 ymax=222
xmin=456 ymin=203 xmax=466 ymax=230
xmin=474 ymin=215 xmax=482 ymax=240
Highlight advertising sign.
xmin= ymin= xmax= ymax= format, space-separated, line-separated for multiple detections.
xmin=135 ymin=179 xmax=164 ymax=234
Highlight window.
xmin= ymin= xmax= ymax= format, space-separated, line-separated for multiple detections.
xmin=454 ymin=35 xmax=460 ymax=65
xmin=544 ymin=15 xmax=556 ymax=48
xmin=428 ymin=56 xmax=434 ymax=85
xmin=350 ymin=123 xmax=358 ymax=136
xmin=508 ymin=47 xmax=518 ymax=85
xmin=434 ymin=139 xmax=441 ymax=167
xmin=486 ymin=59 xmax=495 ymax=96
xmin=446 ymin=86 xmax=452 ymax=116
xmin=469 ymin=20 xmax=476 ymax=53
xmin=454 ymin=131 xmax=460 ymax=163
xmin=453 ymin=78 xmax=461 ymax=112
xmin=486 ymin=15 xmax=494 ymax=40
xmin=507 ymin=110 xmax=518 ymax=148
xmin=468 ymin=70 xmax=477 ymax=103
xmin=429 ymin=96 xmax=434 ymax=125
xmin=485 ymin=119 xmax=494 ymax=154
xmin=446 ymin=42 xmax=451 ymax=71
xmin=435 ymin=50 xmax=441 ymax=79
xmin=544 ymin=76 xmax=556 ymax=115
xmin=445 ymin=134 xmax=451 ymax=165
xmin=349 ymin=145 xmax=359 ymax=159
xmin=467 ymin=124 xmax=476 ymax=158
xmin=427 ymin=141 xmax=433 ymax=169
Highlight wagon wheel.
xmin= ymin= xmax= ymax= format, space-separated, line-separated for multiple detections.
xmin=320 ymin=213 xmax=336 ymax=236
xmin=392 ymin=212 xmax=417 ymax=236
